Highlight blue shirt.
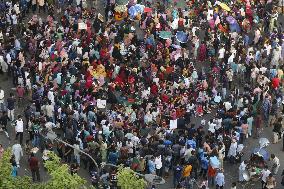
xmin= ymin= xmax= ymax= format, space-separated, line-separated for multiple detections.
xmin=148 ymin=160 xmax=156 ymax=174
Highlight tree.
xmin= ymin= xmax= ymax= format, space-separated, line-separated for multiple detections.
xmin=0 ymin=149 xmax=86 ymax=189
xmin=44 ymin=151 xmax=86 ymax=189
xmin=117 ymin=166 xmax=146 ymax=189
xmin=0 ymin=148 xmax=35 ymax=189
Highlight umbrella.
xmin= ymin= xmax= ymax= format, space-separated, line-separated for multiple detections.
xmin=229 ymin=23 xmax=241 ymax=33
xmin=226 ymin=16 xmax=237 ymax=24
xmin=159 ymin=31 xmax=172 ymax=39
xmin=128 ymin=4 xmax=144 ymax=18
xmin=259 ymin=138 xmax=270 ymax=148
xmin=144 ymin=7 xmax=152 ymax=13
xmin=218 ymin=24 xmax=228 ymax=33
xmin=175 ymin=0 xmax=186 ymax=8
xmin=209 ymin=156 xmax=220 ymax=168
xmin=128 ymin=6 xmax=138 ymax=18
xmin=134 ymin=4 xmax=144 ymax=13
xmin=219 ymin=2 xmax=231 ymax=11
xmin=116 ymin=0 xmax=129 ymax=5
xmin=114 ymin=5 xmax=127 ymax=12
xmin=253 ymin=147 xmax=269 ymax=161
xmin=176 ymin=31 xmax=188 ymax=43
xmin=186 ymin=139 xmax=196 ymax=149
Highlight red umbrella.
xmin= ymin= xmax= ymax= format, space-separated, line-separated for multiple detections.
xmin=144 ymin=7 xmax=152 ymax=13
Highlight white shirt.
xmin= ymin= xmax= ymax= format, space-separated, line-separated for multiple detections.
xmin=208 ymin=121 xmax=216 ymax=133
xmin=218 ymin=48 xmax=225 ymax=59
xmin=73 ymin=144 xmax=80 ymax=156
xmin=224 ymin=101 xmax=232 ymax=111
xmin=15 ymin=119 xmax=24 ymax=133
xmin=261 ymin=169 xmax=271 ymax=182
xmin=215 ymin=172 xmax=225 ymax=186
xmin=0 ymin=90 xmax=4 ymax=100
xmin=47 ymin=91 xmax=55 ymax=103
xmin=11 ymin=14 xmax=17 ymax=25
xmin=272 ymin=157 xmax=280 ymax=166
xmin=155 ymin=155 xmax=162 ymax=169
xmin=46 ymin=104 xmax=54 ymax=117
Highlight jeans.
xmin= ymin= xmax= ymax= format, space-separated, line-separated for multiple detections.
xmin=74 ymin=154 xmax=80 ymax=165
xmin=208 ymin=176 xmax=215 ymax=186
xmin=0 ymin=101 xmax=3 ymax=109
xmin=32 ymin=135 xmax=40 ymax=147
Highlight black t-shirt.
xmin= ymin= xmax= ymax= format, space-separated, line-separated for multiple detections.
xmin=70 ymin=164 xmax=79 ymax=174
xmin=7 ymin=97 xmax=16 ymax=110
xmin=110 ymin=173 xmax=117 ymax=183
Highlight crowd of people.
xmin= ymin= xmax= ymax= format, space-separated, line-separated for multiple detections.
xmin=0 ymin=0 xmax=284 ymax=188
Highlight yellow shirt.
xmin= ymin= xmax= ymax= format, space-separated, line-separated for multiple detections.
xmin=277 ymin=69 xmax=283 ymax=78
xmin=183 ymin=165 xmax=192 ymax=177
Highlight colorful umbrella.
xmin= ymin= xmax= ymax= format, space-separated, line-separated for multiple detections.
xmin=175 ymin=31 xmax=188 ymax=43
xmin=116 ymin=0 xmax=129 ymax=5
xmin=175 ymin=0 xmax=186 ymax=8
xmin=226 ymin=16 xmax=237 ymax=24
xmin=219 ymin=2 xmax=231 ymax=11
xmin=218 ymin=24 xmax=228 ymax=33
xmin=128 ymin=6 xmax=138 ymax=18
xmin=209 ymin=156 xmax=220 ymax=168
xmin=114 ymin=5 xmax=127 ymax=12
xmin=159 ymin=31 xmax=172 ymax=39
xmin=134 ymin=4 xmax=144 ymax=13
xmin=144 ymin=7 xmax=152 ymax=13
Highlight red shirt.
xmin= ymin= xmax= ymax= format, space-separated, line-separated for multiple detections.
xmin=29 ymin=157 xmax=39 ymax=170
xmin=16 ymin=87 xmax=25 ymax=98
xmin=150 ymin=84 xmax=158 ymax=95
xmin=271 ymin=78 xmax=280 ymax=89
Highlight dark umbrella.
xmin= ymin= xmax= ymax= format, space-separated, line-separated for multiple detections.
xmin=175 ymin=31 xmax=188 ymax=43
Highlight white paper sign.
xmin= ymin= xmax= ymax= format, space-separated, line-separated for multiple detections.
xmin=170 ymin=119 xmax=177 ymax=130
xmin=97 ymin=99 xmax=107 ymax=109
xmin=78 ymin=22 xmax=87 ymax=30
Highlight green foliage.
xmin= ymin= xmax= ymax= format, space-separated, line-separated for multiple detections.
xmin=0 ymin=149 xmax=86 ymax=189
xmin=43 ymin=151 xmax=86 ymax=189
xmin=117 ymin=166 xmax=146 ymax=189
xmin=0 ymin=148 xmax=34 ymax=189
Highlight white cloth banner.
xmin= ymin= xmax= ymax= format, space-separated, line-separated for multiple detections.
xmin=170 ymin=119 xmax=177 ymax=130
xmin=78 ymin=22 xmax=87 ymax=30
xmin=97 ymin=99 xmax=107 ymax=109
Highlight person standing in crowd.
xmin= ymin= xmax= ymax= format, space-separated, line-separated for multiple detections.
xmin=266 ymin=174 xmax=276 ymax=189
xmin=215 ymin=169 xmax=225 ymax=189
xmin=0 ymin=144 xmax=4 ymax=159
xmin=0 ymin=87 xmax=5 ymax=111
xmin=0 ymin=0 xmax=283 ymax=188
xmin=270 ymin=154 xmax=280 ymax=175
xmin=173 ymin=162 xmax=183 ymax=188
xmin=12 ymin=142 xmax=23 ymax=168
xmin=70 ymin=161 xmax=80 ymax=176
xmin=29 ymin=153 xmax=40 ymax=182
xmin=15 ymin=115 xmax=24 ymax=145
xmin=0 ymin=111 xmax=10 ymax=139
xmin=272 ymin=117 xmax=282 ymax=144
xmin=7 ymin=93 xmax=16 ymax=121
xmin=261 ymin=166 xmax=271 ymax=189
